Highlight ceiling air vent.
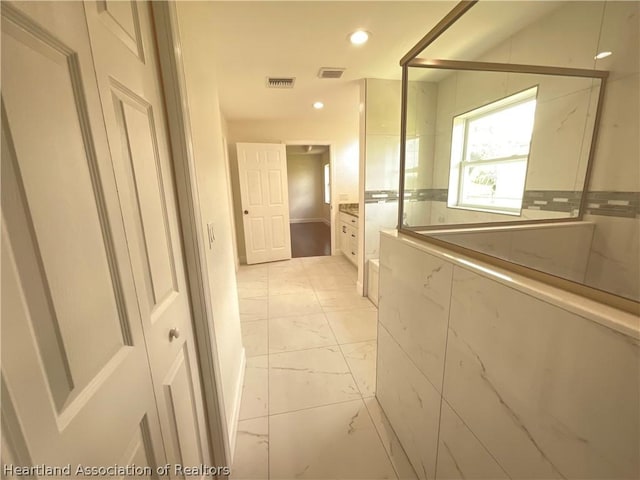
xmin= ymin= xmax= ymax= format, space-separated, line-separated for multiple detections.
xmin=318 ymin=67 xmax=346 ymax=79
xmin=266 ymin=77 xmax=296 ymax=88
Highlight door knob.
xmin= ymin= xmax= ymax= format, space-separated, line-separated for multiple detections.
xmin=169 ymin=328 xmax=180 ymax=341
xmin=244 ymin=210 xmax=249 ymax=215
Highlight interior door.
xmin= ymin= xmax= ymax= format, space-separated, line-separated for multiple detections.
xmin=236 ymin=142 xmax=292 ymax=264
xmin=1 ymin=0 xmax=165 ymax=469
xmin=83 ymin=0 xmax=211 ymax=470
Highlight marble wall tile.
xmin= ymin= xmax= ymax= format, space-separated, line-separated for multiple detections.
xmin=526 ymin=88 xmax=594 ymax=191
xmin=232 ymin=416 xmax=268 ymax=480
xmin=431 ymin=230 xmax=513 ymax=259
xmin=430 ymin=222 xmax=595 ymax=283
xmin=269 ymin=399 xmax=397 ymax=479
xmin=589 ymin=73 xmax=640 ymax=192
xmin=508 ymin=222 xmax=594 ymax=282
xmin=508 ymin=1 xmax=604 ymax=69
xmin=415 ymin=82 xmax=438 ymax=137
xmin=365 ymin=135 xmax=401 ymax=191
xmin=444 ymin=266 xmax=640 ymax=479
xmin=377 ymin=325 xmax=442 ymax=480
xmin=341 ymin=341 xmax=377 ymax=397
xmin=435 ymin=401 xmax=509 ymax=480
xmin=268 ymin=313 xmax=337 ymax=354
xmin=366 ymin=79 xmax=402 ymax=136
xmin=379 ymin=235 xmax=453 ymax=392
xmin=454 ymin=70 xmax=508 ymax=114
xmin=404 ymin=200 xmax=432 ymax=228
xmin=432 ymin=131 xmax=452 ymax=190
xmin=365 ymin=201 xmax=398 ymax=261
xmin=239 ymin=355 xmax=268 ymax=421
xmin=269 ymin=346 xmax=360 ymax=414
xmin=584 ymin=214 xmax=640 ymax=301
xmin=595 ymin=1 xmax=639 ymax=81
xmin=363 ymin=396 xmax=418 ymax=480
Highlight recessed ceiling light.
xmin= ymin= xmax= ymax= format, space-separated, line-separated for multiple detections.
xmin=594 ymin=51 xmax=612 ymax=60
xmin=313 ymin=101 xmax=324 ymax=109
xmin=349 ymin=30 xmax=370 ymax=45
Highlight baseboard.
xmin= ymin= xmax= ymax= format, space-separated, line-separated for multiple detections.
xmin=321 ymin=218 xmax=331 ymax=227
xmin=228 ymin=347 xmax=246 ymax=461
xmin=289 ymin=218 xmax=326 ymax=224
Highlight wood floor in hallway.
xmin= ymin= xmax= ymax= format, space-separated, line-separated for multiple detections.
xmin=290 ymin=222 xmax=331 ymax=258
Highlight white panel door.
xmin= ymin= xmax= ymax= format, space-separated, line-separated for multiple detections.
xmin=237 ymin=143 xmax=292 ymax=264
xmin=83 ymin=0 xmax=211 ymax=470
xmin=1 ymin=0 xmax=164 ymax=469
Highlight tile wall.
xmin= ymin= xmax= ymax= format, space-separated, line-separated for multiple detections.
xmin=377 ymin=232 xmax=640 ymax=480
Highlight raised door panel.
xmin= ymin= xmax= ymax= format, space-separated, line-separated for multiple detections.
xmin=84 ymin=0 xmax=212 ymax=466
xmin=164 ymin=347 xmax=205 ymax=468
xmin=0 ymin=1 xmax=164 ymax=466
xmin=271 ymin=215 xmax=286 ymax=249
xmin=111 ymin=83 xmax=179 ymax=313
xmin=1 ymin=18 xmax=130 ymax=392
xmin=250 ymin=218 xmax=267 ymax=252
xmin=96 ymin=0 xmax=144 ymax=60
xmin=267 ymin=169 xmax=284 ymax=206
xmin=120 ymin=416 xmax=158 ymax=474
xmin=247 ymin=169 xmax=264 ymax=207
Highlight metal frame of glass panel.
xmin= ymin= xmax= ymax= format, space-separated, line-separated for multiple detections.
xmin=396 ymin=1 xmax=640 ymax=314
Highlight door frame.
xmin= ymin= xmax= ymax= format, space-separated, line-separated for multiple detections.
xmin=284 ymin=140 xmax=337 ymax=256
xmin=151 ymin=2 xmax=230 ymax=467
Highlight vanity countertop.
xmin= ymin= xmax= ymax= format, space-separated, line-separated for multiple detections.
xmin=339 ymin=203 xmax=359 ymax=218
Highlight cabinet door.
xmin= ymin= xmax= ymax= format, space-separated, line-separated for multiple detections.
xmin=348 ymin=226 xmax=358 ymax=259
xmin=340 ymin=222 xmax=349 ymax=255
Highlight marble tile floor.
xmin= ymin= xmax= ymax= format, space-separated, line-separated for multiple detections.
xmin=233 ymin=255 xmax=417 ymax=480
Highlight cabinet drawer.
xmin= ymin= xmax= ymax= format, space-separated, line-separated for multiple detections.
xmin=339 ymin=212 xmax=358 ymax=228
xmin=348 ymin=232 xmax=358 ymax=255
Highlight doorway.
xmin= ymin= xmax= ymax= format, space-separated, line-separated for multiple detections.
xmin=285 ymin=145 xmax=332 ymax=258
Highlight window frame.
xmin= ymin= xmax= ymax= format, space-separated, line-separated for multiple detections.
xmin=448 ymin=86 xmax=538 ymax=216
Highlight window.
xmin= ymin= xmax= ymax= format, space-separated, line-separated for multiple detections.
xmin=448 ymin=87 xmax=538 ymax=214
xmin=323 ymin=163 xmax=330 ymax=204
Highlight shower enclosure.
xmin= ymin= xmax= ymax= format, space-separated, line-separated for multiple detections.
xmin=376 ymin=1 xmax=639 ymax=478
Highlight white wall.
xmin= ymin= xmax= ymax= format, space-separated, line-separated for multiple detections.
xmin=321 ymin=149 xmax=331 ymax=224
xmin=363 ymin=79 xmax=436 ymax=262
xmin=286 ymin=153 xmax=325 ymax=222
xmin=227 ymin=109 xmax=360 ymax=262
xmin=175 ymin=1 xmax=244 ymax=450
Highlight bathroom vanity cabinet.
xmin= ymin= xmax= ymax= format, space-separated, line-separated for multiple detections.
xmin=339 ymin=211 xmax=358 ymax=265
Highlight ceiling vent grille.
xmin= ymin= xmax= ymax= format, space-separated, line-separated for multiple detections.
xmin=318 ymin=67 xmax=346 ymax=79
xmin=266 ymin=77 xmax=296 ymax=88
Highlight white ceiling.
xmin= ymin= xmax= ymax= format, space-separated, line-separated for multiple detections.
xmin=208 ymin=1 xmax=562 ymax=122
